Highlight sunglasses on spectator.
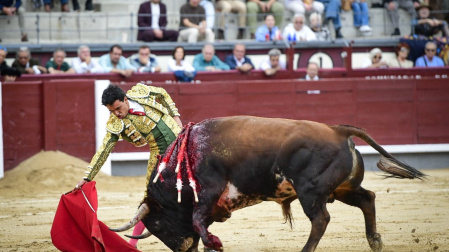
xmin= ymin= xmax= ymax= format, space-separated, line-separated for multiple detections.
xmin=425 ymin=48 xmax=436 ymax=52
xmin=373 ymin=55 xmax=382 ymax=59
xmin=400 ymin=48 xmax=409 ymax=53
xmin=295 ymin=21 xmax=304 ymax=24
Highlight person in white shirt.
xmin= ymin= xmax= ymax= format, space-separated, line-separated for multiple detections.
xmin=304 ymin=61 xmax=320 ymax=80
xmin=360 ymin=48 xmax=389 ymax=69
xmin=167 ymin=46 xmax=195 ymax=73
xmin=72 ymin=45 xmax=104 ymax=74
xmin=258 ymin=48 xmax=286 ymax=76
xmin=282 ymin=14 xmax=317 ymax=42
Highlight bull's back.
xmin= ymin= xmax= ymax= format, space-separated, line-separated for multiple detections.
xmin=190 ymin=116 xmax=346 ymax=196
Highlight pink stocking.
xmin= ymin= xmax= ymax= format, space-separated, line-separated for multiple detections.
xmin=129 ymin=221 xmax=145 ymax=247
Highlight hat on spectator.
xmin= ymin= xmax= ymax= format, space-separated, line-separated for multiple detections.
xmin=415 ymin=3 xmax=431 ymax=11
xmin=369 ymin=48 xmax=382 ymax=59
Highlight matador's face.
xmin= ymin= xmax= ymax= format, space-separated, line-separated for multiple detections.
xmin=106 ymin=97 xmax=130 ymax=119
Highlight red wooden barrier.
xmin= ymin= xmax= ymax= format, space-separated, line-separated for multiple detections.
xmin=2 ymin=77 xmax=449 ymax=171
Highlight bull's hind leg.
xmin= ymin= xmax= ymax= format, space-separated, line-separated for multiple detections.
xmin=333 ymin=150 xmax=383 ymax=252
xmin=296 ymin=193 xmax=330 ymax=252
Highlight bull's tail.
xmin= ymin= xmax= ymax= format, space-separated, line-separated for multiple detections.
xmin=331 ymin=124 xmax=427 ymax=180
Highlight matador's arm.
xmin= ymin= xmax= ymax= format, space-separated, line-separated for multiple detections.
xmin=83 ymin=131 xmax=119 ymax=181
xmin=149 ymin=86 xmax=181 ymax=117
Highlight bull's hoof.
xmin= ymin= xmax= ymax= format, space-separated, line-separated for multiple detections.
xmin=203 ymin=234 xmax=223 ymax=252
xmin=367 ymin=233 xmax=383 ymax=252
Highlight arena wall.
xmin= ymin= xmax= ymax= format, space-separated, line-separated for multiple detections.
xmin=2 ymin=76 xmax=449 ymax=172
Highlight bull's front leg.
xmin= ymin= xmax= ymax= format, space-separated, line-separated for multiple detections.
xmin=192 ymin=206 xmax=223 ymax=251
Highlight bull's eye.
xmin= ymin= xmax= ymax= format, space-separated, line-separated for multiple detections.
xmin=153 ymin=220 xmax=162 ymax=232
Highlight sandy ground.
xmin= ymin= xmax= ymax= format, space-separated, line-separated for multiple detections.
xmin=0 ymin=151 xmax=448 ymax=252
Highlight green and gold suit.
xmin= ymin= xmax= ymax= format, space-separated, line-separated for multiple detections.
xmin=83 ymin=83 xmax=182 ymax=196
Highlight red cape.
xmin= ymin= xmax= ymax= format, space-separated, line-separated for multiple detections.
xmin=51 ymin=182 xmax=140 ymax=252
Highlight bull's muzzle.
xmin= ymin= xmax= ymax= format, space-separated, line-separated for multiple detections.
xmin=177 ymin=237 xmax=194 ymax=252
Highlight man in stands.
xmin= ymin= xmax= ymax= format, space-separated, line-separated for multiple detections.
xmin=193 ymin=44 xmax=230 ymax=72
xmin=282 ymin=14 xmax=317 ymax=41
xmin=179 ymin=0 xmax=215 ymax=43
xmin=12 ymin=47 xmax=47 ymax=74
xmin=129 ymin=45 xmax=161 ymax=73
xmin=225 ymin=43 xmax=254 ymax=73
xmin=255 ymin=14 xmax=281 ymax=41
xmin=384 ymin=0 xmax=419 ymax=36
xmin=46 ymin=49 xmax=75 ymax=74
xmin=247 ymin=0 xmax=285 ymax=39
xmin=415 ymin=41 xmax=445 ymax=67
xmin=0 ymin=0 xmax=28 ymax=41
xmin=72 ymin=45 xmax=104 ymax=74
xmin=258 ymin=48 xmax=286 ymax=76
xmin=303 ymin=61 xmax=320 ymax=80
xmin=99 ymin=45 xmax=136 ymax=78
xmin=137 ymin=0 xmax=179 ymax=42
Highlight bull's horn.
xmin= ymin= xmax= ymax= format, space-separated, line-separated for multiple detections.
xmin=124 ymin=231 xmax=152 ymax=239
xmin=109 ymin=203 xmax=150 ymax=232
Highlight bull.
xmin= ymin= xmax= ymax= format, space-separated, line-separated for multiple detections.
xmin=111 ymin=116 xmax=426 ymax=252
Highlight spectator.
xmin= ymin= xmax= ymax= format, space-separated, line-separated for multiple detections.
xmin=46 ymin=49 xmax=75 ymax=74
xmin=1 ymin=67 xmax=21 ymax=81
xmin=0 ymin=45 xmax=8 ymax=72
xmin=388 ymin=42 xmax=413 ymax=68
xmin=304 ymin=61 xmax=320 ymax=80
xmin=12 ymin=47 xmax=48 ymax=74
xmin=247 ymin=0 xmax=285 ymax=39
xmin=72 ymin=0 xmax=93 ymax=11
xmin=137 ymin=0 xmax=179 ymax=42
xmin=99 ymin=44 xmax=136 ymax=77
xmin=309 ymin=12 xmax=331 ymax=41
xmin=179 ymin=0 xmax=215 ymax=43
xmin=285 ymin=0 xmax=324 ymax=16
xmin=255 ymin=14 xmax=281 ymax=41
xmin=216 ymin=0 xmax=247 ymax=39
xmin=167 ymin=46 xmax=196 ymax=82
xmin=225 ymin=43 xmax=254 ymax=73
xmin=282 ymin=14 xmax=317 ymax=41
xmin=0 ymin=0 xmax=28 ymax=41
xmin=72 ymin=45 xmax=103 ymax=74
xmin=43 ymin=0 xmax=69 ymax=12
xmin=360 ymin=48 xmax=389 ymax=68
xmin=384 ymin=0 xmax=419 ymax=36
xmin=351 ymin=0 xmax=372 ymax=36
xmin=129 ymin=45 xmax=161 ymax=73
xmin=193 ymin=44 xmax=230 ymax=71
xmin=200 ymin=0 xmax=215 ymax=29
xmin=316 ymin=0 xmax=344 ymax=38
xmin=258 ymin=48 xmax=286 ymax=76
xmin=413 ymin=3 xmax=449 ymax=37
xmin=415 ymin=41 xmax=445 ymax=67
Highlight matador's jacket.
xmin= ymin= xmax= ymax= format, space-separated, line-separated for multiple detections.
xmin=83 ymin=83 xmax=182 ymax=196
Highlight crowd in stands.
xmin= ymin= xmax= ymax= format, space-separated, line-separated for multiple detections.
xmin=1 ymin=0 xmax=449 ymax=81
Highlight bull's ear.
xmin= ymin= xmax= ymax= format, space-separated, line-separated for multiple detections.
xmin=109 ymin=203 xmax=150 ymax=232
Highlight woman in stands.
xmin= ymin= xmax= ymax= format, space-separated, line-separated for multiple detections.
xmin=360 ymin=48 xmax=389 ymax=68
xmin=167 ymin=46 xmax=196 ymax=82
xmin=388 ymin=43 xmax=414 ymax=68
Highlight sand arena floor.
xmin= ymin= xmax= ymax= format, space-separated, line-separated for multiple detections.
xmin=0 ymin=151 xmax=448 ymax=252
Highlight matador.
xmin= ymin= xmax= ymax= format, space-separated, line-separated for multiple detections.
xmin=75 ymin=83 xmax=182 ymax=247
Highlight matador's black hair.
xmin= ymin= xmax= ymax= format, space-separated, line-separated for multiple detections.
xmin=102 ymin=84 xmax=126 ymax=106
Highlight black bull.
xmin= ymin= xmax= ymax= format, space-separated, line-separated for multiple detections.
xmin=111 ymin=116 xmax=426 ymax=252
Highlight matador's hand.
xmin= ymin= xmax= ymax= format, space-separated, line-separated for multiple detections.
xmin=74 ymin=179 xmax=87 ymax=191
